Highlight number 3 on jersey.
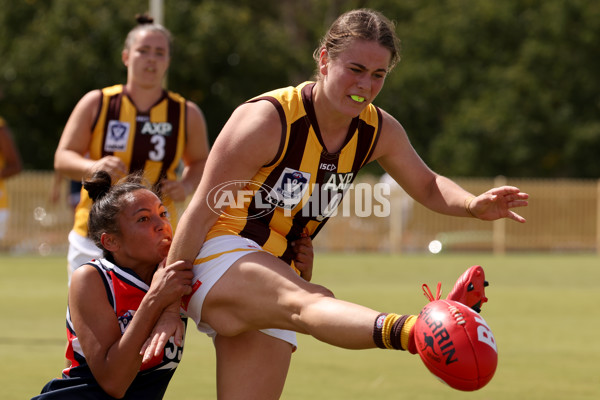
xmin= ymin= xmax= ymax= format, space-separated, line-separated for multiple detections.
xmin=149 ymin=134 xmax=166 ymax=161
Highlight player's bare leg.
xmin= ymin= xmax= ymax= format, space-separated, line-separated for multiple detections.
xmin=201 ymin=251 xmax=379 ymax=349
xmin=214 ymin=331 xmax=291 ymax=400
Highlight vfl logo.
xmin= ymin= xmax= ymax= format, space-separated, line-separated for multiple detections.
xmin=110 ymin=122 xmax=127 ymax=139
xmin=265 ymin=168 xmax=311 ymax=210
xmin=281 ymin=171 xmax=308 ymax=199
xmin=104 ymin=120 xmax=130 ymax=152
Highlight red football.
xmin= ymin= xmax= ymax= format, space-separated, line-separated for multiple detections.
xmin=414 ymin=299 xmax=498 ymax=391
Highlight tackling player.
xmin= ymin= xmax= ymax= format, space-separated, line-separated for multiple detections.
xmin=31 ymin=171 xmax=193 ymax=399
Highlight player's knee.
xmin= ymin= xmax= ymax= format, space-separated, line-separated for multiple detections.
xmin=284 ymin=283 xmax=335 ymax=316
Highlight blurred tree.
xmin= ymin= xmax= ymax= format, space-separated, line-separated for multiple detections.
xmin=1 ymin=0 xmax=599 ymax=178
xmin=0 ymin=0 xmax=147 ymax=168
xmin=165 ymin=0 xmax=363 ymax=140
xmin=371 ymin=0 xmax=600 ymax=178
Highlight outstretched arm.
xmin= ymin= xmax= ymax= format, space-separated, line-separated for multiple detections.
xmin=374 ymin=111 xmax=528 ymax=222
xmin=464 ymin=186 xmax=528 ymax=223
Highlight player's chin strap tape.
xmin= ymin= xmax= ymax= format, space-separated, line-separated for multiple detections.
xmin=372 ymin=313 xmax=417 ymax=353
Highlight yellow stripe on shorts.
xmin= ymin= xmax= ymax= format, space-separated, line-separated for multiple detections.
xmin=192 ymin=246 xmax=302 ymax=277
xmin=193 ymin=248 xmax=265 ymax=265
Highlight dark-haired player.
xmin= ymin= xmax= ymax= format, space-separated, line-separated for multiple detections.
xmin=31 ymin=171 xmax=193 ymax=399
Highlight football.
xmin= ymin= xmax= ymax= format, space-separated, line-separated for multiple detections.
xmin=414 ymin=299 xmax=498 ymax=391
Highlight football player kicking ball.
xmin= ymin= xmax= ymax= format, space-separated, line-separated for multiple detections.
xmin=144 ymin=8 xmax=527 ymax=399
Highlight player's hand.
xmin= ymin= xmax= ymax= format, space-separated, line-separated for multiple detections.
xmin=469 ymin=186 xmax=528 ymax=223
xmin=147 ymin=260 xmax=194 ymax=308
xmin=141 ymin=308 xmax=185 ymax=361
xmin=89 ymin=156 xmax=127 ymax=180
xmin=292 ymin=234 xmax=314 ymax=281
xmin=160 ymin=179 xmax=188 ymax=202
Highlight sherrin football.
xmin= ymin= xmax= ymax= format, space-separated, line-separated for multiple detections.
xmin=414 ymin=299 xmax=498 ymax=391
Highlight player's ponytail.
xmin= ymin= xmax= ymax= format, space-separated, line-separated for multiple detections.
xmin=123 ymin=13 xmax=172 ymax=53
xmin=135 ymin=13 xmax=154 ymax=25
xmin=84 ymin=170 xmax=112 ymax=202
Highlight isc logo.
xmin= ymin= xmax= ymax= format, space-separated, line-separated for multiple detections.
xmin=319 ymin=163 xmax=336 ymax=171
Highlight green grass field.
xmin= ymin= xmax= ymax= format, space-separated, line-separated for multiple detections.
xmin=2 ymin=252 xmax=599 ymax=399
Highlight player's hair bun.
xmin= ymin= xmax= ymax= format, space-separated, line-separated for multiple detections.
xmin=84 ymin=170 xmax=112 ymax=202
xmin=135 ymin=13 xmax=154 ymax=25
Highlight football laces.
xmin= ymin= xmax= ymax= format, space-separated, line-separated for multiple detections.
xmin=448 ymin=305 xmax=466 ymax=325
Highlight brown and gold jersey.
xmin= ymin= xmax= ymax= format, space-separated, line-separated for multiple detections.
xmin=73 ymin=84 xmax=187 ymax=236
xmin=207 ymin=82 xmax=382 ymax=264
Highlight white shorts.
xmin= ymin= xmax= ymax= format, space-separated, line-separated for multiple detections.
xmin=67 ymin=230 xmax=103 ymax=283
xmin=182 ymin=235 xmax=298 ymax=350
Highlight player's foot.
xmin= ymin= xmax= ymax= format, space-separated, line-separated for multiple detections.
xmin=446 ymin=265 xmax=489 ymax=313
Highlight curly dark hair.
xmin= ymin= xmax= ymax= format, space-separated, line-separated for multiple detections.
xmin=85 ymin=170 xmax=160 ymax=258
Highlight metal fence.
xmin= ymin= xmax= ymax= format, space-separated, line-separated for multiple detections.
xmin=1 ymin=171 xmax=599 ymax=256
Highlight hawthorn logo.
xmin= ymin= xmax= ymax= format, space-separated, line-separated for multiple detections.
xmin=207 ymin=180 xmax=275 ymax=220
